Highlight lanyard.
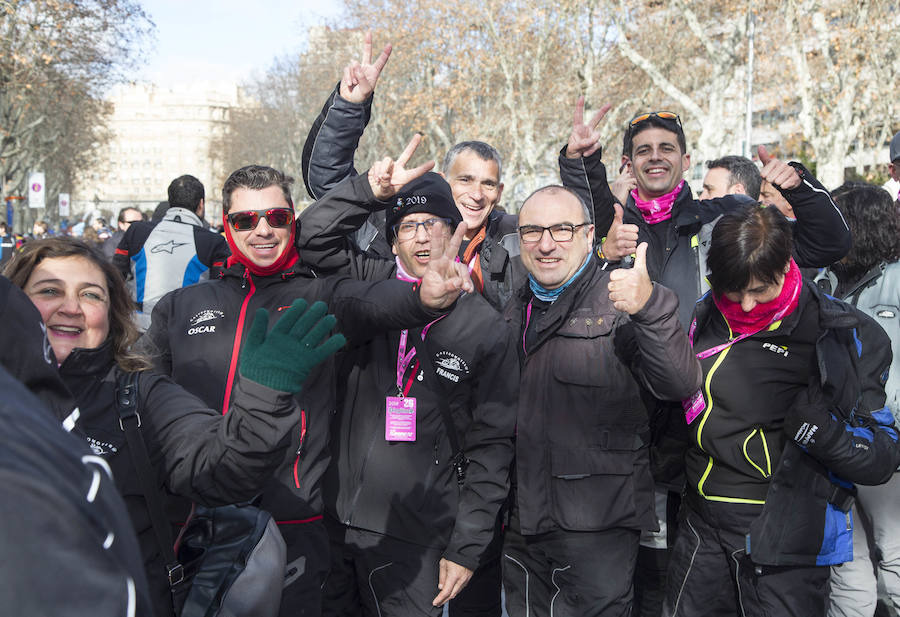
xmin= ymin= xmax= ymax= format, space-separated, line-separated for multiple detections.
xmin=522 ymin=299 xmax=534 ymax=356
xmin=689 ymin=282 xmax=800 ymax=359
xmin=396 ymin=315 xmax=446 ymax=396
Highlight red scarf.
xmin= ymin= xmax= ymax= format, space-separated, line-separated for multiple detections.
xmin=631 ymin=179 xmax=685 ymax=224
xmin=713 ymin=258 xmax=802 ymax=334
xmin=223 ymin=217 xmax=299 ymax=277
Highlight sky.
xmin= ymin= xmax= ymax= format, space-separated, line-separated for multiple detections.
xmin=136 ymin=0 xmax=343 ymax=88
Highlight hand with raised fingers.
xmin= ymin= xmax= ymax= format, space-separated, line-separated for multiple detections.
xmin=340 ymin=30 xmax=392 ymax=103
xmin=565 ymin=95 xmax=611 ymax=159
xmin=368 ymin=134 xmax=436 ymax=200
xmin=432 ymin=558 xmax=474 ymax=607
xmin=418 ymin=221 xmax=475 ymax=309
xmin=239 ymin=299 xmax=346 ymax=393
xmin=601 ymin=203 xmax=639 ymax=261
xmin=758 ymin=145 xmax=801 ymax=191
xmin=608 ymin=242 xmax=653 ymax=314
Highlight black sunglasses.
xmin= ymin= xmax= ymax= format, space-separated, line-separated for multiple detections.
xmin=226 ymin=208 xmax=294 ymax=231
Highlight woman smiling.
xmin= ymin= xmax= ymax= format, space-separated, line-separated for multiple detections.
xmin=3 ymin=237 xmax=344 ymax=617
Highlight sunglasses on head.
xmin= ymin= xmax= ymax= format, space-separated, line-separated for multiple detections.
xmin=628 ymin=111 xmax=682 ymax=128
xmin=226 ymin=208 xmax=294 ymax=231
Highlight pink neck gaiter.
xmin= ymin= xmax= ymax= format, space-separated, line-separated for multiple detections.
xmin=631 ymin=179 xmax=685 ymax=224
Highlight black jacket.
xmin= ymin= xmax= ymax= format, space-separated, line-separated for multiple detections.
xmin=300 ymin=86 xmax=528 ymax=311
xmin=0 ymin=365 xmax=154 ymax=617
xmin=559 ymin=149 xmax=852 ymax=329
xmin=503 ymin=257 xmax=701 ymax=535
xmin=297 ymin=173 xmax=518 ymax=570
xmin=59 ymin=340 xmax=302 ymax=616
xmin=143 ymin=256 xmax=444 ymax=529
xmin=689 ymin=282 xmax=900 ymax=565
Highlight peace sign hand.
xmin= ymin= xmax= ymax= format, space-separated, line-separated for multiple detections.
xmin=340 ymin=31 xmax=392 ymax=103
xmin=565 ymin=95 xmax=612 ymax=159
xmin=368 ymin=134 xmax=436 ymax=200
xmin=418 ymin=222 xmax=475 ymax=309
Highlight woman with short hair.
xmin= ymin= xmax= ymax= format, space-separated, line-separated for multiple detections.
xmin=663 ymin=204 xmax=900 ymax=617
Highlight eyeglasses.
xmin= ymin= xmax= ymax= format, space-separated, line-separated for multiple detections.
xmin=393 ymin=217 xmax=453 ymax=241
xmin=226 ymin=208 xmax=294 ymax=231
xmin=628 ymin=111 xmax=682 ymax=129
xmin=518 ymin=223 xmax=589 ymax=244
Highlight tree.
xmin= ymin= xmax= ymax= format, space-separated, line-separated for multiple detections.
xmin=0 ymin=0 xmax=152 ymax=230
xmin=781 ymin=0 xmax=900 ymax=188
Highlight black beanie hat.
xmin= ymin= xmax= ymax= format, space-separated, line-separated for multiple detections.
xmin=384 ymin=172 xmax=462 ymax=245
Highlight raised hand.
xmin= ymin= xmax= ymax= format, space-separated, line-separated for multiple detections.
xmin=418 ymin=221 xmax=475 ymax=309
xmin=600 ymin=203 xmax=639 ymax=261
xmin=239 ymin=299 xmax=346 ymax=393
xmin=608 ymin=242 xmax=653 ymax=314
xmin=368 ymin=134 xmax=436 ymax=200
xmin=565 ymin=95 xmax=612 ymax=159
xmin=340 ymin=30 xmax=392 ymax=103
xmin=758 ymin=145 xmax=801 ymax=190
xmin=611 ymin=161 xmax=637 ymax=205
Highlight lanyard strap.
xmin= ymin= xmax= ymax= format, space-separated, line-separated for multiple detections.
xmin=396 ymin=315 xmax=446 ymax=394
xmin=522 ymin=299 xmax=534 ymax=356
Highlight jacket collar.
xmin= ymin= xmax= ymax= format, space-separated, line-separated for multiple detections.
xmin=219 ymin=255 xmax=317 ymax=286
xmin=162 ymin=207 xmax=203 ymax=227
xmin=59 ymin=338 xmax=116 ymax=379
xmin=515 ymin=256 xmax=600 ymax=352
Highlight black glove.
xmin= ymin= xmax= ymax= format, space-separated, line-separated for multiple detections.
xmin=783 ymin=391 xmax=840 ymax=456
xmin=239 ymin=299 xmax=346 ymax=393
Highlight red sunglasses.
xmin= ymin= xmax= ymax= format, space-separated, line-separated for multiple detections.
xmin=226 ymin=208 xmax=294 ymax=231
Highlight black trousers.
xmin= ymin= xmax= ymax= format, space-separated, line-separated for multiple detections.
xmin=503 ymin=516 xmax=639 ymax=617
xmin=278 ymin=518 xmax=331 ymax=617
xmin=321 ymin=517 xmax=445 ymax=617
xmin=663 ymin=496 xmax=830 ymax=617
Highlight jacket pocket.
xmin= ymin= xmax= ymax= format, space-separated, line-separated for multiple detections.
xmin=742 ymin=427 xmax=772 ymax=479
xmin=549 ymin=445 xmax=640 ymax=531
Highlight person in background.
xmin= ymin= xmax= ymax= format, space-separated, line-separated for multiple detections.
xmin=102 ymin=207 xmax=145 ymax=261
xmin=113 ymin=175 xmax=230 ymax=330
xmin=814 ymin=182 xmax=900 ymax=617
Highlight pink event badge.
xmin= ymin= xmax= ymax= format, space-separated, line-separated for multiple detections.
xmin=682 ymin=389 xmax=706 ymax=425
xmin=386 ymin=396 xmax=417 ymax=442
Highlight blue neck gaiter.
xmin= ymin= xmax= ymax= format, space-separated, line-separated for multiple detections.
xmin=528 ymin=253 xmax=592 ymax=303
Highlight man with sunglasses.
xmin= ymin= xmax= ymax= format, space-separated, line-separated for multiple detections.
xmin=501 ymin=184 xmax=700 ymax=616
xmin=142 ymin=164 xmax=475 ymax=617
xmin=113 ymin=174 xmax=229 ymax=330
xmin=296 ymin=145 xmax=517 ymax=616
xmin=559 ymin=106 xmax=851 ymax=616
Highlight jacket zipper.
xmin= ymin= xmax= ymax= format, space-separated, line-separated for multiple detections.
xmin=221 ymin=269 xmax=256 ymax=415
xmin=696 ymin=318 xmax=766 ymax=504
xmin=292 ymin=409 xmax=307 ymax=488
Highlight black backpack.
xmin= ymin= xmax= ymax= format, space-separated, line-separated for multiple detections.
xmin=115 ymin=369 xmax=286 ymax=617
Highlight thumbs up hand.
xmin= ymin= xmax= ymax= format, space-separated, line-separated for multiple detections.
xmin=608 ymin=242 xmax=653 ymax=314
xmin=600 ymin=203 xmax=639 ymax=261
xmin=758 ymin=145 xmax=801 ymax=191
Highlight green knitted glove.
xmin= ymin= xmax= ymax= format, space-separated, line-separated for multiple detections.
xmin=239 ymin=299 xmax=346 ymax=393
